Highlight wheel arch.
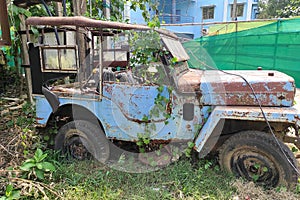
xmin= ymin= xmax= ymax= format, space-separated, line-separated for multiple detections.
xmin=196 ymin=117 xmax=294 ymax=157
xmin=213 ymin=119 xmax=294 ymax=150
xmin=195 ymin=105 xmax=300 ymax=155
xmin=47 ymin=103 xmax=105 ymax=130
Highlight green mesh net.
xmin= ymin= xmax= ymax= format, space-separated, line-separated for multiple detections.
xmin=183 ymin=18 xmax=300 ymax=87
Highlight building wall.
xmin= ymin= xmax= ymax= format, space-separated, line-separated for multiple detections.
xmin=129 ymin=0 xmax=258 ymax=39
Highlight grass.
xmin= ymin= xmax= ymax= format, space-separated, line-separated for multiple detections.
xmin=49 ymin=156 xmax=236 ymax=200
xmin=1 ymin=101 xmax=300 ymax=199
xmin=44 ymin=151 xmax=300 ymax=200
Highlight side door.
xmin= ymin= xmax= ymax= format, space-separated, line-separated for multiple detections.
xmin=111 ymin=62 xmax=172 ymax=122
xmin=102 ymin=62 xmax=173 ymax=140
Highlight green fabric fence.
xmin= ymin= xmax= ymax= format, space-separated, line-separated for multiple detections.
xmin=183 ymin=18 xmax=300 ymax=87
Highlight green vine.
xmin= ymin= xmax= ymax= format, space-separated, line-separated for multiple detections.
xmin=130 ymin=30 xmax=162 ymax=68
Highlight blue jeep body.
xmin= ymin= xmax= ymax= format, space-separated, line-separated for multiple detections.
xmin=25 ymin=16 xmax=300 ymax=187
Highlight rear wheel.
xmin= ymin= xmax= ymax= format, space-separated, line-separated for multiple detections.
xmin=218 ymin=131 xmax=298 ymax=187
xmin=55 ymin=120 xmax=110 ymax=163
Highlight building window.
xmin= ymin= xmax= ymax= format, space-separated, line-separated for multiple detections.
xmin=231 ymin=4 xmax=244 ymax=18
xmin=202 ymin=6 xmax=215 ymax=20
xmin=176 ymin=9 xmax=181 ymax=22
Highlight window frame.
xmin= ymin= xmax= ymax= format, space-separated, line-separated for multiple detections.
xmin=202 ymin=6 xmax=215 ymax=20
xmin=39 ymin=45 xmax=78 ymax=73
xmin=176 ymin=9 xmax=181 ymax=22
xmin=231 ymin=3 xmax=245 ymax=18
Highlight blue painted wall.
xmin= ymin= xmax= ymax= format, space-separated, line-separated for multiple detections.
xmin=130 ymin=0 xmax=258 ymax=39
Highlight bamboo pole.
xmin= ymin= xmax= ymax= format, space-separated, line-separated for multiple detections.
xmin=20 ymin=15 xmax=33 ymax=103
xmin=160 ymin=18 xmax=283 ymax=27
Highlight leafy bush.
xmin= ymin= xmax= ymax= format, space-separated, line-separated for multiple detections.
xmin=20 ymin=148 xmax=56 ymax=180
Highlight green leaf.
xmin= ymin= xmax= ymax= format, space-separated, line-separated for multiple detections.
xmin=5 ymin=184 xmax=13 ymax=197
xmin=143 ymin=138 xmax=150 ymax=145
xmin=252 ymin=174 xmax=259 ymax=182
xmin=41 ymin=162 xmax=56 ymax=172
xmin=43 ymin=135 xmax=50 ymax=141
xmin=10 ymin=190 xmax=20 ymax=200
xmin=142 ymin=115 xmax=149 ymax=122
xmin=185 ymin=148 xmax=192 ymax=157
xmin=34 ymin=149 xmax=47 ymax=162
xmin=136 ymin=141 xmax=144 ymax=147
xmin=171 ymin=57 xmax=178 ymax=63
xmin=204 ymin=162 xmax=211 ymax=170
xmin=34 ymin=148 xmax=43 ymax=159
xmin=188 ymin=142 xmax=195 ymax=148
xmin=262 ymin=167 xmax=268 ymax=172
xmin=20 ymin=162 xmax=35 ymax=171
xmin=24 ymin=10 xmax=32 ymax=17
xmin=254 ymin=163 xmax=260 ymax=170
xmin=157 ymin=85 xmax=164 ymax=93
xmin=36 ymin=163 xmax=43 ymax=170
xmin=30 ymin=27 xmax=39 ymax=36
xmin=292 ymin=146 xmax=299 ymax=153
xmin=35 ymin=169 xmax=44 ymax=180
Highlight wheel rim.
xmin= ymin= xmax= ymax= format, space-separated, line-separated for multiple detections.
xmin=230 ymin=148 xmax=280 ymax=187
xmin=64 ymin=129 xmax=93 ymax=160
xmin=65 ymin=136 xmax=92 ymax=160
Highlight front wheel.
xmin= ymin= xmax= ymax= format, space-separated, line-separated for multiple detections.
xmin=218 ymin=131 xmax=298 ymax=188
xmin=55 ymin=120 xmax=110 ymax=163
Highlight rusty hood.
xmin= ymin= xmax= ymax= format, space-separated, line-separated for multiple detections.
xmin=177 ymin=69 xmax=295 ymax=107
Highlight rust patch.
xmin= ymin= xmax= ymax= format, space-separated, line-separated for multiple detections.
xmin=186 ymin=124 xmax=192 ymax=131
xmin=104 ymin=85 xmax=113 ymax=94
xmin=177 ymin=69 xmax=202 ymax=93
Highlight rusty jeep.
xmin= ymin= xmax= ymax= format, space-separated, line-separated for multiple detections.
xmin=24 ymin=16 xmax=300 ymax=187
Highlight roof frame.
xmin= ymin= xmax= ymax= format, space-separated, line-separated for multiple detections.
xmin=25 ymin=16 xmax=178 ymax=39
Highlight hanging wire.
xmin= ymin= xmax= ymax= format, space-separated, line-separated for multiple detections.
xmin=40 ymin=0 xmax=60 ymax=45
xmin=62 ymin=0 xmax=67 ymax=16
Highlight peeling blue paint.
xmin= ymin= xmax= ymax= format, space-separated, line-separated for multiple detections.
xmin=283 ymin=82 xmax=294 ymax=92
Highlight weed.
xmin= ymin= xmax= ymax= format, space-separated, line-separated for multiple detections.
xmin=20 ymin=148 xmax=56 ymax=180
xmin=184 ymin=142 xmax=195 ymax=158
xmin=0 ymin=184 xmax=20 ymax=200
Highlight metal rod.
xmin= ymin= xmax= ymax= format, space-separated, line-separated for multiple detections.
xmin=26 ymin=16 xmax=178 ymax=39
xmin=99 ymin=31 xmax=103 ymax=101
xmin=232 ymin=0 xmax=237 ymax=21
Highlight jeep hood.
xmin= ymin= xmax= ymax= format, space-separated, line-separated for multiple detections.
xmin=177 ymin=69 xmax=295 ymax=107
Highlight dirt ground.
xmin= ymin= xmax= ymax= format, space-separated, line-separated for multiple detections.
xmin=0 ymin=73 xmax=28 ymax=169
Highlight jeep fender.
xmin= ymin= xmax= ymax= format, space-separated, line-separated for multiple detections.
xmin=194 ymin=105 xmax=300 ymax=154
